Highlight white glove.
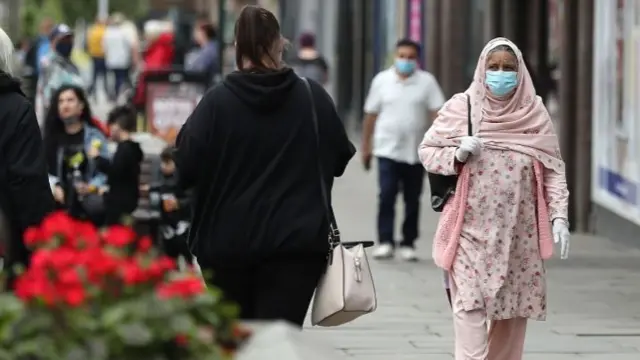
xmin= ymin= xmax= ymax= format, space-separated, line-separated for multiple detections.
xmin=455 ymin=136 xmax=482 ymax=162
xmin=552 ymin=218 xmax=570 ymax=259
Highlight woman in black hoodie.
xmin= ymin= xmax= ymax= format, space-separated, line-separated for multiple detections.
xmin=175 ymin=5 xmax=355 ymax=327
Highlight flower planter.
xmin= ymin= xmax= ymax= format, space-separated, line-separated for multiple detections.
xmin=0 ymin=212 xmax=246 ymax=360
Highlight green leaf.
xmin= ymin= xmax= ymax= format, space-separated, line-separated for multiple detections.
xmin=101 ymin=305 xmax=128 ymax=327
xmin=87 ymin=337 xmax=109 ymax=360
xmin=169 ymin=314 xmax=195 ymax=334
xmin=65 ymin=346 xmax=89 ymax=360
xmin=115 ymin=322 xmax=153 ymax=346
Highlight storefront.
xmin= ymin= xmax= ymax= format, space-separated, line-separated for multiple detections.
xmin=591 ymin=0 xmax=640 ymax=225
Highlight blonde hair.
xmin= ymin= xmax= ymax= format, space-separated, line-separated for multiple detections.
xmin=0 ymin=27 xmax=14 ymax=77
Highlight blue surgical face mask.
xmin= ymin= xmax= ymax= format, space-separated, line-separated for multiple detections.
xmin=55 ymin=42 xmax=73 ymax=58
xmin=485 ymin=70 xmax=518 ymax=96
xmin=395 ymin=59 xmax=416 ymax=75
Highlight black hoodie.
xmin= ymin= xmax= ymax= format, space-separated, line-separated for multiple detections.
xmin=96 ymin=140 xmax=144 ymax=223
xmin=0 ymin=72 xmax=55 ymax=284
xmin=175 ymin=68 xmax=355 ymax=268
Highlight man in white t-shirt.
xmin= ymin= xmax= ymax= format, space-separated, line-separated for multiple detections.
xmin=103 ymin=13 xmax=133 ymax=101
xmin=362 ymin=38 xmax=445 ymax=261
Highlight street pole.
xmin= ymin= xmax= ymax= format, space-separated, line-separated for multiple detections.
xmin=98 ymin=0 xmax=109 ymax=19
xmin=216 ymin=0 xmax=225 ymax=80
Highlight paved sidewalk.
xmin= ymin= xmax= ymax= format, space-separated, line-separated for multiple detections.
xmin=306 ymin=161 xmax=640 ymax=359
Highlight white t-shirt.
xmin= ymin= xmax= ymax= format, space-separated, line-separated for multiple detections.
xmin=103 ymin=25 xmax=132 ymax=69
xmin=364 ymin=68 xmax=445 ymax=164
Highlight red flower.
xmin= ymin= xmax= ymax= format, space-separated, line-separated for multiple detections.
xmin=48 ymin=248 xmax=78 ymax=270
xmin=23 ymin=226 xmax=44 ymax=247
xmin=62 ymin=286 xmax=86 ymax=307
xmin=175 ymin=334 xmax=188 ymax=346
xmin=40 ymin=211 xmax=76 ymax=243
xmin=146 ymin=256 xmax=176 ymax=279
xmin=103 ymin=225 xmax=136 ymax=247
xmin=82 ymin=248 xmax=121 ymax=281
xmin=72 ymin=221 xmax=101 ymax=249
xmin=120 ymin=259 xmax=147 ymax=285
xmin=156 ymin=277 xmax=205 ymax=299
xmin=138 ymin=236 xmax=153 ymax=252
xmin=58 ymin=268 xmax=82 ymax=287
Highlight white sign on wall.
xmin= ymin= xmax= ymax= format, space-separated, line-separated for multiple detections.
xmin=592 ymin=0 xmax=640 ymax=224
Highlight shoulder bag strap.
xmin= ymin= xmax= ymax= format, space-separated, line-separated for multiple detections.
xmin=467 ymin=94 xmax=472 ymax=136
xmin=301 ymin=78 xmax=341 ymax=251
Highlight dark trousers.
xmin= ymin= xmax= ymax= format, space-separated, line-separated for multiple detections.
xmin=110 ymin=68 xmax=130 ymax=99
xmin=377 ymin=157 xmax=425 ymax=248
xmin=89 ymin=57 xmax=108 ymax=96
xmin=205 ymin=256 xmax=326 ymax=327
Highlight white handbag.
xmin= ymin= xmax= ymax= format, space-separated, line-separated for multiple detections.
xmin=302 ymin=78 xmax=377 ymax=327
xmin=311 ymin=237 xmax=377 ymax=326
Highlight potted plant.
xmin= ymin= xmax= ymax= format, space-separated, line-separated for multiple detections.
xmin=0 ymin=212 xmax=250 ymax=360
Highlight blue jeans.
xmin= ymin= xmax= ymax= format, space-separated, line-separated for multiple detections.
xmin=377 ymin=157 xmax=424 ymax=248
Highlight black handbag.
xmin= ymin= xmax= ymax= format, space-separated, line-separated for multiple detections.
xmin=427 ymin=94 xmax=472 ymax=212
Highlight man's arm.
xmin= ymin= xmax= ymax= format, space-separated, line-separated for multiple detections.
xmin=361 ymin=74 xmax=383 ymax=169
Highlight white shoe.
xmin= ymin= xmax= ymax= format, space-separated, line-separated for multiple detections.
xmin=398 ymin=247 xmax=418 ymax=262
xmin=372 ymin=244 xmax=394 ymax=259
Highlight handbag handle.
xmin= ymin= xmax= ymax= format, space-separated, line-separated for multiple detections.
xmin=466 ymin=94 xmax=472 ymax=136
xmin=301 ymin=78 xmax=341 ymax=251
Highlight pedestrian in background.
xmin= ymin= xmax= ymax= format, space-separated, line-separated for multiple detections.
xmin=419 ymin=37 xmax=570 ymax=360
xmin=149 ymin=146 xmax=192 ymax=262
xmin=0 ymin=27 xmax=55 ymax=287
xmin=36 ymin=24 xmax=85 ymax=125
xmin=24 ymin=17 xmax=54 ymax=77
xmin=88 ymin=105 xmax=142 ymax=226
xmin=43 ymin=85 xmax=109 ymax=225
xmin=184 ymin=23 xmax=219 ymax=77
xmin=291 ymin=32 xmax=329 ymax=85
xmin=175 ymin=5 xmax=354 ymax=327
xmin=133 ymin=20 xmax=174 ymax=110
xmin=361 ymin=38 xmax=445 ymax=261
xmin=86 ymin=16 xmax=108 ymax=100
xmin=103 ymin=13 xmax=134 ymax=102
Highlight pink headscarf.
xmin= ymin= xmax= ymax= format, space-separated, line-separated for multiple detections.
xmin=422 ymin=37 xmax=564 ymax=174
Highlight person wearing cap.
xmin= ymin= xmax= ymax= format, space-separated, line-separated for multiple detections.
xmin=36 ymin=23 xmax=85 ymax=124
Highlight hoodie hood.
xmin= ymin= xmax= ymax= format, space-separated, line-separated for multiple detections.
xmin=0 ymin=72 xmax=25 ymax=96
xmin=223 ymin=68 xmax=299 ymax=111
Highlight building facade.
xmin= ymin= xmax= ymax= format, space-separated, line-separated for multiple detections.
xmin=591 ymin=0 xmax=640 ymax=242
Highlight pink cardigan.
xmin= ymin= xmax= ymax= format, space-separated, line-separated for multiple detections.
xmin=433 ymin=161 xmax=554 ymax=270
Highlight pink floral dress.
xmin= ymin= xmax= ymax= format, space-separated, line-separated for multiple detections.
xmin=451 ymin=148 xmax=547 ymax=321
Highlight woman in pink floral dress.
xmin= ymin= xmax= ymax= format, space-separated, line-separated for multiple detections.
xmin=418 ymin=38 xmax=570 ymax=360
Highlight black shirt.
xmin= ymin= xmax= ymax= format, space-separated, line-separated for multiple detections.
xmin=175 ymin=68 xmax=355 ymax=268
xmin=59 ymin=129 xmax=86 ymax=191
xmin=96 ymin=139 xmax=143 ymax=223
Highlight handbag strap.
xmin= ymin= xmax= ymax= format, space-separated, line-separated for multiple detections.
xmin=466 ymin=94 xmax=472 ymax=136
xmin=301 ymin=78 xmax=341 ymax=249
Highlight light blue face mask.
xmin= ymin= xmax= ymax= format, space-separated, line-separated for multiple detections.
xmin=395 ymin=59 xmax=416 ymax=75
xmin=485 ymin=70 xmax=518 ymax=96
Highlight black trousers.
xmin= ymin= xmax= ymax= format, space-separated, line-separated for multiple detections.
xmin=205 ymin=255 xmax=327 ymax=327
xmin=377 ymin=157 xmax=425 ymax=247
